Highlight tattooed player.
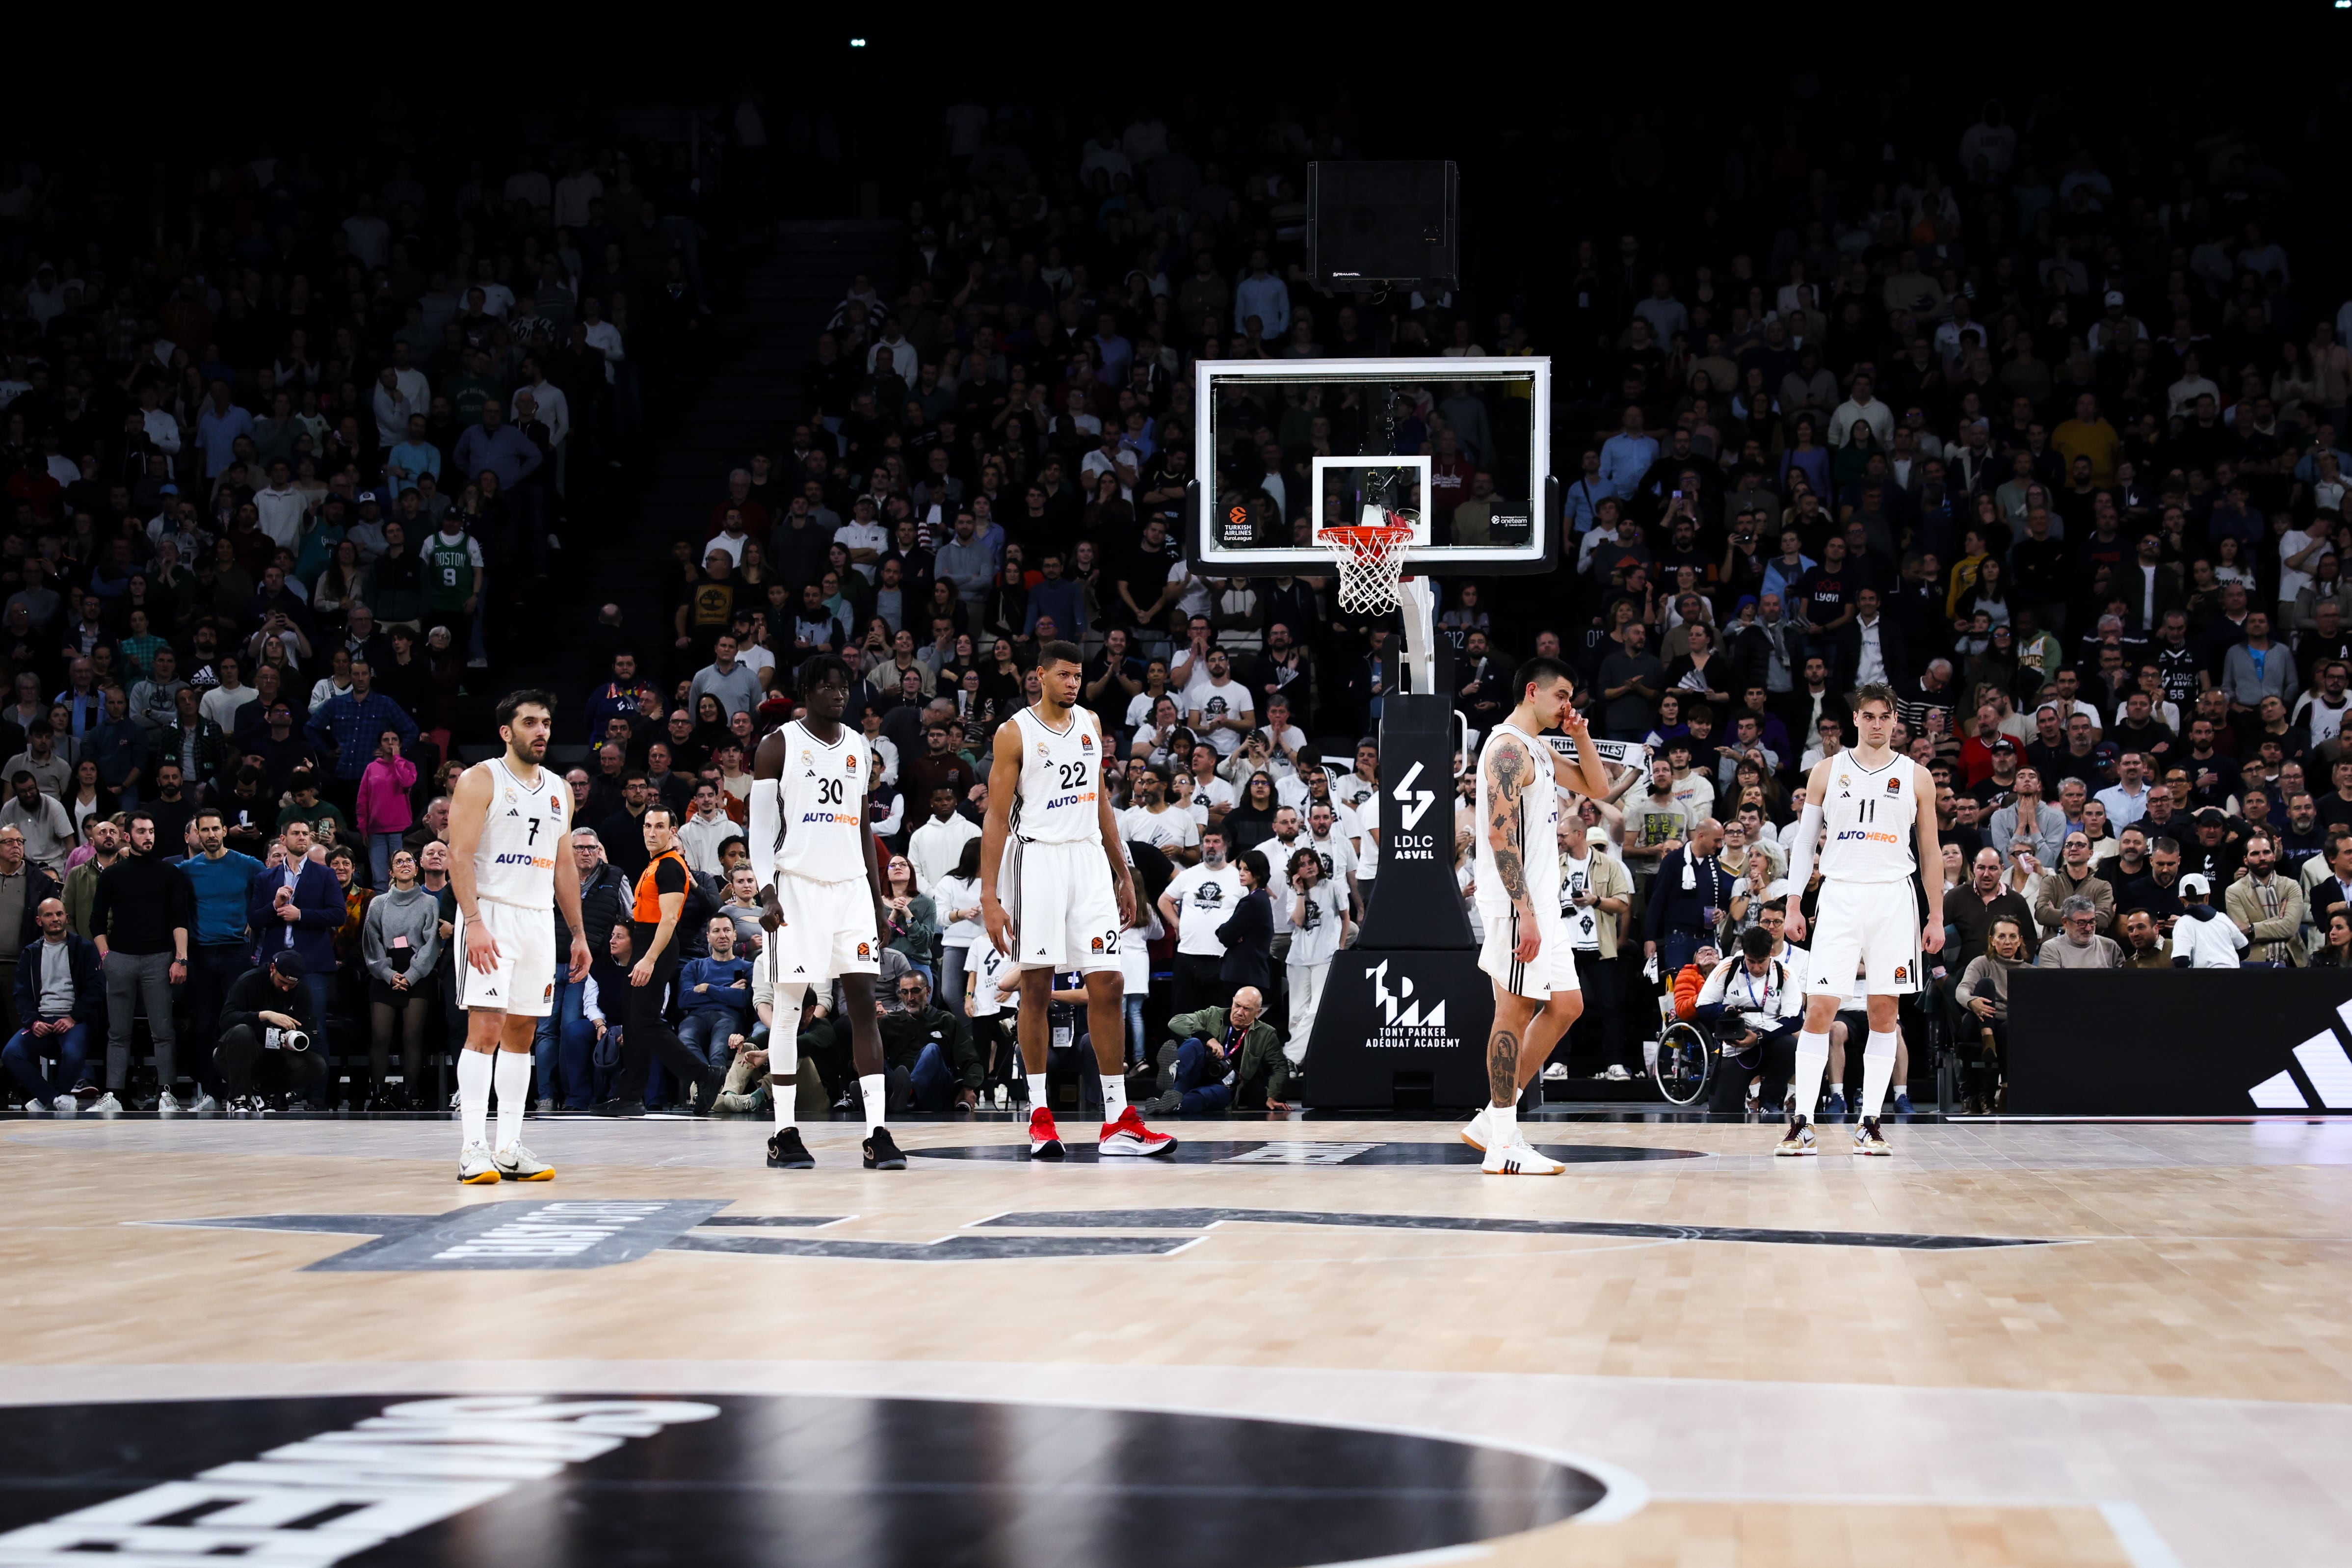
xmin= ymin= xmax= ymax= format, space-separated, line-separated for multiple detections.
xmin=1462 ymin=657 xmax=1613 ymax=1174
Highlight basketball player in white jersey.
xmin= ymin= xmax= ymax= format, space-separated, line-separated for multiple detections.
xmin=749 ymin=656 xmax=900 ymax=1170
xmin=446 ymin=691 xmax=594 ymax=1183
xmin=981 ymin=640 xmax=1175 ymax=1158
xmin=1462 ymin=657 xmax=1613 ymax=1175
xmin=1778 ymin=683 xmax=1943 ymax=1155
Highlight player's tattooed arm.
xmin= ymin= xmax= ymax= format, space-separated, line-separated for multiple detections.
xmin=1484 ymin=744 xmax=1530 ymax=904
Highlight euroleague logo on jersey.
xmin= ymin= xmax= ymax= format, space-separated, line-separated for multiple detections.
xmin=1079 ymin=733 xmax=1094 ymax=751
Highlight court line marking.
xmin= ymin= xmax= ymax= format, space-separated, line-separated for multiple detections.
xmin=2100 ymin=1501 xmax=2186 ymax=1568
xmin=969 ymin=1207 xmax=2068 ymax=1251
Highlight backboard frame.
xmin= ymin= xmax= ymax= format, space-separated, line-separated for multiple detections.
xmin=1189 ymin=355 xmax=1558 ymax=579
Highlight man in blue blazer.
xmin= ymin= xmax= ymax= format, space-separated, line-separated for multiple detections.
xmin=245 ymin=818 xmax=344 ymax=1078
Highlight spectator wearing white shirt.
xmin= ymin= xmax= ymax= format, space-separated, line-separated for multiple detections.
xmin=1184 ymin=649 xmax=1254 ymax=757
xmin=1828 ymin=373 xmax=1895 ymax=449
xmin=1120 ymin=767 xmax=1202 ymax=866
xmin=1301 ymin=799 xmax=1362 ymax=919
xmin=580 ymin=298 xmax=625 ymax=383
xmin=835 ymin=497 xmax=890 ymax=583
xmin=2169 ymin=873 xmax=2248 ymax=967
xmin=1157 ymin=826 xmax=1244 ymax=1013
xmin=906 ymin=785 xmax=981 ymax=894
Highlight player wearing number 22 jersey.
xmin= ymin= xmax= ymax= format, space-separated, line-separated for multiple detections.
xmin=980 ymin=640 xmax=1172 ymax=1160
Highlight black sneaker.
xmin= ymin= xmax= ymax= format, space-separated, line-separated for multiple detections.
xmin=863 ymin=1126 xmax=907 ymax=1170
xmin=767 ymin=1128 xmax=815 ymax=1169
xmin=588 ymin=1098 xmax=641 ymax=1118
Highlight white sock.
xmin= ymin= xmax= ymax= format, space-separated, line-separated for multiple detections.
xmin=492 ymin=1051 xmax=531 ymax=1152
xmin=1101 ymin=1072 xmax=1128 ymax=1123
xmin=1027 ymin=1071 xmax=1049 ymax=1110
xmin=1488 ymin=1100 xmax=1517 ymax=1148
xmin=1791 ymin=1033 xmax=1830 ymax=1123
xmin=456 ymin=1049 xmax=492 ymax=1150
xmin=1861 ymin=1030 xmax=1899 ymax=1121
xmin=769 ymin=986 xmax=805 ymax=1132
xmin=859 ymin=1072 xmax=886 ymax=1134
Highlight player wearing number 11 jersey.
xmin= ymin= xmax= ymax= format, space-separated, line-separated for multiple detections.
xmin=981 ymin=640 xmax=1174 ymax=1159
xmin=1776 ymin=684 xmax=1943 ymax=1157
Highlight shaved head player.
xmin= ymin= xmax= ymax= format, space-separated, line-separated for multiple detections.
xmin=1460 ymin=657 xmax=1613 ymax=1174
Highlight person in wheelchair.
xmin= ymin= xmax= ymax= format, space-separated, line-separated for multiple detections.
xmin=1693 ymin=926 xmax=1806 ymax=1113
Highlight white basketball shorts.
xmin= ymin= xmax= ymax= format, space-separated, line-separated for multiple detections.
xmin=455 ymin=897 xmax=557 ymax=1017
xmin=1000 ymin=837 xmax=1122 ymax=974
xmin=1475 ymin=900 xmax=1581 ymax=1003
xmin=1805 ymin=879 xmax=1924 ymax=995
xmin=771 ymin=874 xmax=883 ymax=983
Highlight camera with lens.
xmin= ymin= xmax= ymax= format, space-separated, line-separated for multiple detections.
xmin=264 ymin=1027 xmax=312 ymax=1054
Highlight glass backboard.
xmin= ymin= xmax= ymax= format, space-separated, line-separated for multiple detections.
xmin=1191 ymin=357 xmax=1554 ymax=575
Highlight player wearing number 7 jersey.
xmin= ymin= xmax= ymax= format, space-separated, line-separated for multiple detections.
xmin=1776 ymin=683 xmax=1943 ymax=1158
xmin=445 ymin=691 xmax=593 ymax=1185
xmin=980 ymin=640 xmax=1174 ymax=1159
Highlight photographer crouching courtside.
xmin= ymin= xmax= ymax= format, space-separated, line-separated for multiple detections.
xmin=211 ymin=954 xmax=322 ymax=1113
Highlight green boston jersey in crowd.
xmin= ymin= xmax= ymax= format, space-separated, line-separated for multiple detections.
xmin=425 ymin=530 xmax=479 ymax=609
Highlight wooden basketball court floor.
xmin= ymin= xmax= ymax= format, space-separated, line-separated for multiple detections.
xmin=5 ymin=1110 xmax=2351 ymax=1566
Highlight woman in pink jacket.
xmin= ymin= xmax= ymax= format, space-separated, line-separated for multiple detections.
xmin=356 ymin=729 xmax=418 ymax=889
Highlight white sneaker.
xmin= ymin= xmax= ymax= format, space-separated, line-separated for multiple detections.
xmin=187 ymin=1091 xmax=218 ymax=1114
xmin=156 ymin=1091 xmax=185 ymax=1114
xmin=1481 ymin=1141 xmax=1565 ymax=1175
xmin=22 ymin=1096 xmax=46 ymax=1114
xmin=991 ymin=1085 xmax=1009 ymax=1108
xmin=495 ymin=1143 xmax=555 ymax=1181
xmin=458 ymin=1142 xmax=500 ymax=1184
xmin=1458 ymin=1104 xmax=1492 ymax=1152
xmin=88 ymin=1092 xmax=122 ymax=1114
xmin=1542 ymin=1063 xmax=1569 ymax=1081
xmin=53 ymin=1095 xmax=77 ymax=1116
xmin=1603 ymin=1063 xmax=1633 ymax=1082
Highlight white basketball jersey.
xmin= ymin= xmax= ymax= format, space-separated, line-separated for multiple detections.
xmin=770 ymin=719 xmax=872 ymax=883
xmin=1819 ymin=752 xmax=1918 ymax=883
xmin=1472 ymin=723 xmax=1560 ymax=910
xmin=472 ymin=758 xmax=568 ymax=907
xmin=1011 ymin=704 xmax=1103 ymax=845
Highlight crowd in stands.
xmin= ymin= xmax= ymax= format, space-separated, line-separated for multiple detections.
xmin=0 ymin=120 xmax=720 ymax=1112
xmin=5 ymin=74 xmax=2347 ymax=1118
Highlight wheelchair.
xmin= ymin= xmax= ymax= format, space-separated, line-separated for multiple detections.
xmin=1650 ymin=1018 xmax=1716 ymax=1106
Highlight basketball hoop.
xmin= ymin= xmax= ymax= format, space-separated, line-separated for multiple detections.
xmin=1322 ymin=518 xmax=1418 ymax=615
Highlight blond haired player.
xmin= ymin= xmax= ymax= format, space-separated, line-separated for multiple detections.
xmin=1778 ymin=683 xmax=1942 ymax=1155
xmin=1462 ymin=656 xmax=1612 ymax=1174
xmin=446 ymin=691 xmax=593 ymax=1183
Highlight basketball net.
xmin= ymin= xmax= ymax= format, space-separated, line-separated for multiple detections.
xmin=1322 ymin=514 xmax=1418 ymax=616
